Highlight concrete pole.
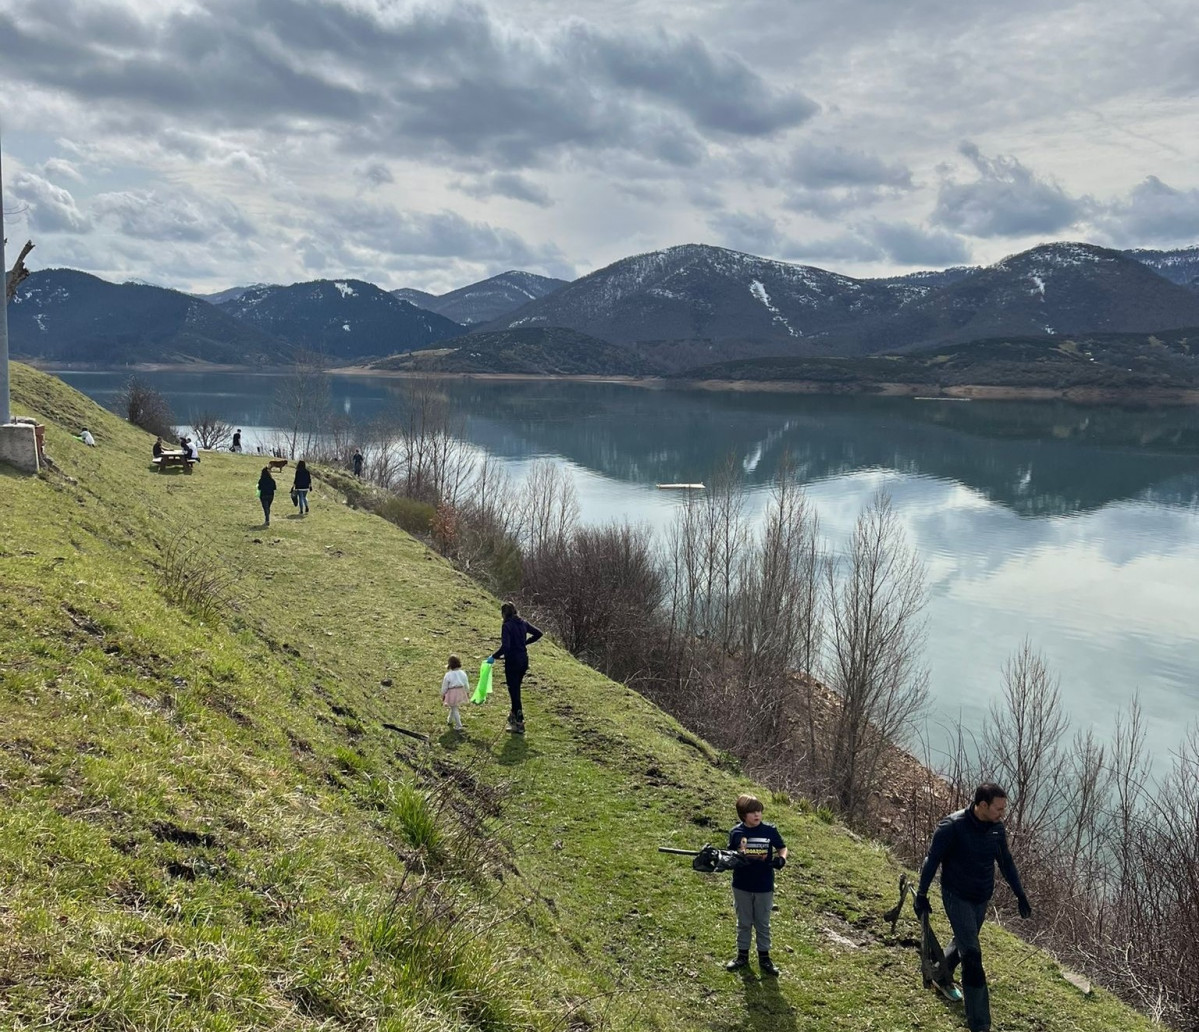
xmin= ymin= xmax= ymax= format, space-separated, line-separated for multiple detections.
xmin=0 ymin=134 xmax=10 ymax=424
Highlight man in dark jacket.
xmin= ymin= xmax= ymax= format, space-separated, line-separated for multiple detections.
xmin=915 ymin=783 xmax=1031 ymax=1032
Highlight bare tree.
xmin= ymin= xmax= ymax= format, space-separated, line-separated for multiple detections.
xmin=189 ymin=411 xmax=234 ymax=451
xmin=978 ymin=640 xmax=1069 ymax=841
xmin=115 ymin=377 xmax=176 ymax=440
xmin=5 ymin=239 xmax=34 ymax=301
xmin=270 ymin=351 xmax=331 ymax=459
xmin=395 ymin=378 xmax=473 ymax=505
xmin=824 ymin=491 xmax=929 ymax=818
xmin=516 ymin=459 xmax=579 ymax=560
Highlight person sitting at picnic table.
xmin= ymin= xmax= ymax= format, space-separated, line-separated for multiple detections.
xmin=153 ymin=437 xmax=164 ymax=458
xmin=186 ymin=438 xmax=200 ymax=463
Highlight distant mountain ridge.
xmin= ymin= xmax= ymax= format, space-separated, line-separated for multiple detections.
xmin=8 ymin=269 xmax=293 ymax=366
xmin=481 ymin=242 xmax=1199 ymax=367
xmin=216 ymin=280 xmax=463 ymax=360
xmin=392 ymin=270 xmax=567 ymax=325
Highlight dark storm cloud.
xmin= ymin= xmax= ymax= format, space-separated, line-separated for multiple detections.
xmin=0 ymin=0 xmax=812 ymax=169
xmin=1097 ymin=176 xmax=1199 ymax=245
xmin=453 ymin=173 xmax=552 ymax=207
xmin=932 ymin=142 xmax=1089 ymax=237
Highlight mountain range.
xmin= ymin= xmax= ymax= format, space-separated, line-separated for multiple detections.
xmin=392 ymin=270 xmax=567 ymax=325
xmin=8 ymin=244 xmax=1199 ymax=386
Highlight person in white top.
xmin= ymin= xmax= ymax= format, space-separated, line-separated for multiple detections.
xmin=79 ymin=427 xmax=96 ymax=447
xmin=440 ymin=654 xmax=470 ymax=732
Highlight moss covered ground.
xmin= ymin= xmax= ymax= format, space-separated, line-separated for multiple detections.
xmin=0 ymin=363 xmax=1155 ymax=1031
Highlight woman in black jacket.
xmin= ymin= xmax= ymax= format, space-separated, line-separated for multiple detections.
xmin=293 ymin=460 xmax=312 ymax=515
xmin=489 ymin=601 xmax=543 ymax=735
xmin=257 ymin=467 xmax=276 ymax=526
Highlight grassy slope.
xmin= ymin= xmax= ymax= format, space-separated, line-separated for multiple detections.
xmin=0 ymin=362 xmax=1153 ymax=1032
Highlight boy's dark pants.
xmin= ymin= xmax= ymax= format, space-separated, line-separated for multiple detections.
xmin=505 ymin=660 xmax=528 ymax=720
xmin=732 ymin=888 xmax=773 ymax=952
xmin=943 ymin=889 xmax=991 ymax=1032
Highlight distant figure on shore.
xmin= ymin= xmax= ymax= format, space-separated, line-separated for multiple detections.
xmin=352 ymin=448 xmax=364 ymax=478
xmin=257 ymin=466 xmax=277 ymax=527
xmin=153 ymin=436 xmax=164 ymax=458
xmin=489 ymin=601 xmax=542 ymax=736
xmin=231 ymin=429 xmax=242 ymax=453
xmin=441 ymin=654 xmax=470 ymax=732
xmin=292 ymin=460 xmax=312 ymax=515
xmin=78 ymin=427 xmax=96 ymax=447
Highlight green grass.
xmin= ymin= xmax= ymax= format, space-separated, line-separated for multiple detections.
xmin=0 ymin=362 xmax=1157 ymax=1031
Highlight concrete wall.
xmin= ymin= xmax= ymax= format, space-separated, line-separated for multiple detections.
xmin=0 ymin=421 xmax=41 ymax=473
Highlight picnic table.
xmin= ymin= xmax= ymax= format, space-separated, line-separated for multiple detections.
xmin=152 ymin=450 xmax=194 ymax=473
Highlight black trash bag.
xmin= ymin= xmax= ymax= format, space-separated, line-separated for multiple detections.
xmin=290 ymin=488 xmax=299 ymax=507
xmin=692 ymin=844 xmax=745 ymax=873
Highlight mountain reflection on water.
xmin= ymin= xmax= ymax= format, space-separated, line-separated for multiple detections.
xmin=55 ymin=369 xmax=1199 ymax=762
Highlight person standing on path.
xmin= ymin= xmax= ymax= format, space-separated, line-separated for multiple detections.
xmin=489 ymin=602 xmax=542 ymax=735
xmin=352 ymin=448 xmax=364 ymax=478
xmin=257 ymin=466 xmax=277 ymax=527
xmin=231 ymin=429 xmax=242 ymax=453
xmin=293 ymin=460 xmax=312 ymax=515
xmin=914 ymin=783 xmax=1032 ymax=1032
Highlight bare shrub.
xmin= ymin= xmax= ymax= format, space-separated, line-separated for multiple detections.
xmin=823 ymin=491 xmax=928 ymax=819
xmin=115 ymin=377 xmax=176 ymax=439
xmin=522 ymin=522 xmax=663 ymax=684
xmin=189 ymin=411 xmax=234 ymax=451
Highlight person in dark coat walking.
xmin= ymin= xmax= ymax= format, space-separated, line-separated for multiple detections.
xmin=257 ymin=466 xmax=277 ymax=526
xmin=914 ymin=783 xmax=1032 ymax=1032
xmin=352 ymin=449 xmax=364 ymax=478
xmin=489 ymin=601 xmax=542 ymax=734
xmin=293 ymin=460 xmax=312 ymax=515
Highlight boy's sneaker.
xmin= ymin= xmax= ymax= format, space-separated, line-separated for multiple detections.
xmin=758 ymin=952 xmax=780 ymax=976
xmin=936 ymin=981 xmax=963 ymax=1003
xmin=725 ymin=951 xmax=749 ymax=971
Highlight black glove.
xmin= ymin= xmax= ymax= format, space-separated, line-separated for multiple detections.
xmin=771 ymin=854 xmax=787 ymax=869
xmin=913 ymin=893 xmax=931 ymax=918
xmin=1017 ymin=896 xmax=1032 ymax=919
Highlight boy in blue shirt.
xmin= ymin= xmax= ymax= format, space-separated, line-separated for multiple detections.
xmin=726 ymin=793 xmax=788 ymax=975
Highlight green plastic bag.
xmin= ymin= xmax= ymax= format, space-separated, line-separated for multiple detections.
xmin=470 ymin=659 xmax=494 ymax=705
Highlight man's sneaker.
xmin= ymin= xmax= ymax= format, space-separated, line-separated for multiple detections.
xmin=725 ymin=951 xmax=749 ymax=971
xmin=758 ymin=952 xmax=780 ymax=976
xmin=936 ymin=981 xmax=963 ymax=1002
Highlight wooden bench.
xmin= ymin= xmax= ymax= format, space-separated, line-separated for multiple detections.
xmin=153 ymin=452 xmax=194 ymax=473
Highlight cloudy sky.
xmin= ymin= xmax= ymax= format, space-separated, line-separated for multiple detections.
xmin=2 ymin=0 xmax=1198 ymax=294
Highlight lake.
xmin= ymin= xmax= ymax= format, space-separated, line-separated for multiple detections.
xmin=56 ymin=368 xmax=1199 ymax=767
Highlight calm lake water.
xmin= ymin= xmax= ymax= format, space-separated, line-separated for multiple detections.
xmin=57 ymin=369 xmax=1199 ymax=767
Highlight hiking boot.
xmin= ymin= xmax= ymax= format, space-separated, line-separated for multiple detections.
xmin=725 ymin=951 xmax=749 ymax=971
xmin=758 ymin=952 xmax=780 ymax=976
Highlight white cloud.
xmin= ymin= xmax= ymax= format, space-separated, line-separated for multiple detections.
xmin=9 ymin=172 xmax=91 ymax=233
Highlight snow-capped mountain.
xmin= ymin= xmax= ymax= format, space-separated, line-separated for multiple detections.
xmin=217 ymin=279 xmax=463 ymax=360
xmin=392 ymin=271 xmax=567 ymax=325
xmin=8 ymin=269 xmax=292 ymax=365
xmin=477 ymin=242 xmax=1199 ymax=365
xmin=483 ymin=244 xmax=910 ymax=348
xmin=866 ymin=242 xmax=1199 ymax=353
xmin=1125 ymin=246 xmax=1199 ymax=291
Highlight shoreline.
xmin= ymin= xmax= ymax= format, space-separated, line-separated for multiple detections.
xmin=31 ymin=361 xmax=1199 ymax=405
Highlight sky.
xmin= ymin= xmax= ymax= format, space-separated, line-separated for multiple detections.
xmin=2 ymin=0 xmax=1199 ymax=295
